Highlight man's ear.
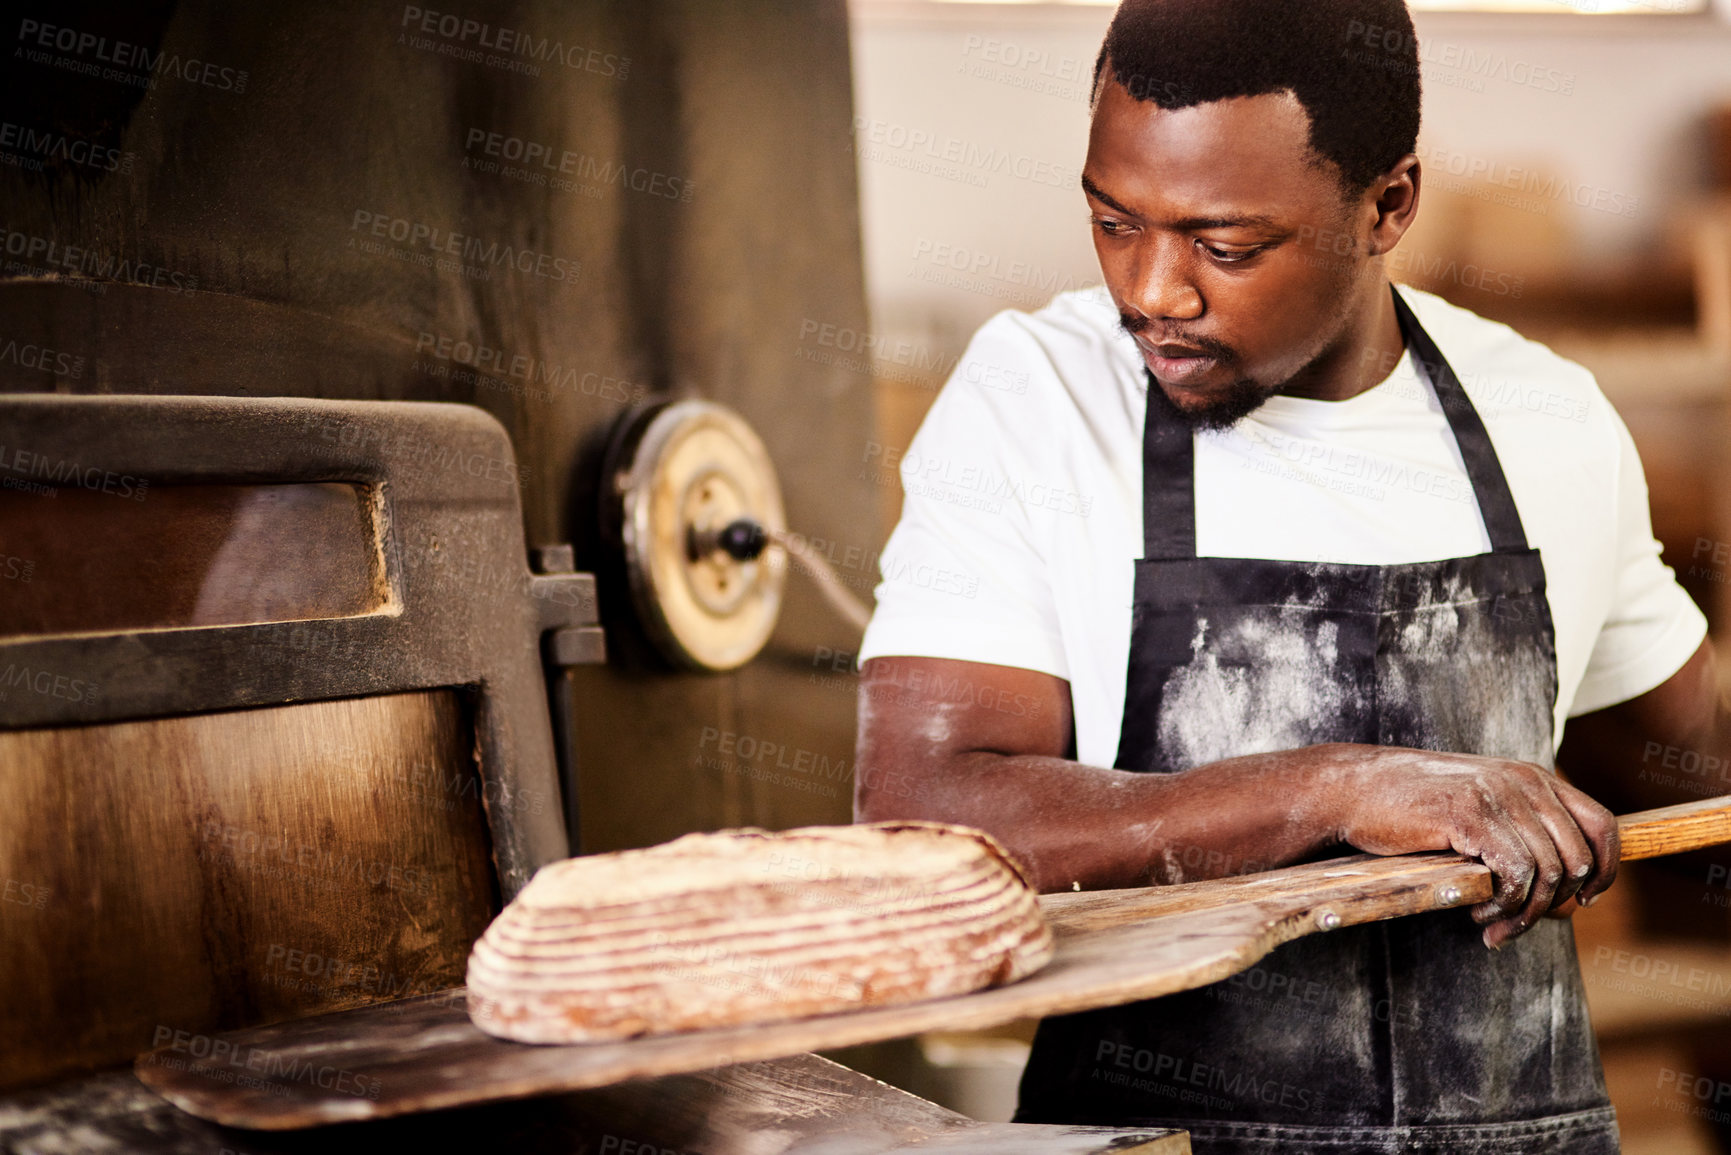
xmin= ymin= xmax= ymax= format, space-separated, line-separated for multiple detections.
xmin=1366 ymin=155 xmax=1421 ymax=258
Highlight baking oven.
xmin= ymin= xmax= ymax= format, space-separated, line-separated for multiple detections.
xmin=0 ymin=392 xmax=1188 ymax=1154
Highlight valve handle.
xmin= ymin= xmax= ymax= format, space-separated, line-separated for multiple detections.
xmin=688 ymin=517 xmax=768 ymax=563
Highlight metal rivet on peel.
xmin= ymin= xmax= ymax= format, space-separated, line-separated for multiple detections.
xmin=1439 ymin=886 xmax=1462 ymax=906
xmin=1319 ymin=911 xmax=1342 ymax=931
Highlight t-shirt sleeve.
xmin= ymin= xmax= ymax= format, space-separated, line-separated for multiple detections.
xmin=856 ymin=320 xmax=1070 ymax=680
xmin=1568 ymin=407 xmax=1707 ymax=716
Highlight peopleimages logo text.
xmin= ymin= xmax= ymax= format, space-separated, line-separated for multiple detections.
xmin=349 ymin=210 xmax=579 ymax=285
xmin=399 ymin=7 xmax=629 ymax=78
xmin=16 ymin=19 xmax=249 ymax=92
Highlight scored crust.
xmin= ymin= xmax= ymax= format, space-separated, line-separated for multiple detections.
xmin=466 ymin=821 xmax=1054 ymax=1043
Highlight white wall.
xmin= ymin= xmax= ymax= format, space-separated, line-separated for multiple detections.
xmin=848 ymin=2 xmax=1731 ymax=357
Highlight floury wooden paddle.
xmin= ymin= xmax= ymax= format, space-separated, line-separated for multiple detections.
xmin=135 ymin=794 xmax=1731 ymax=1130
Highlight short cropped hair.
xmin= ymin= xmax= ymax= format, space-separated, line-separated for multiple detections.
xmin=1094 ymin=0 xmax=1422 ymax=194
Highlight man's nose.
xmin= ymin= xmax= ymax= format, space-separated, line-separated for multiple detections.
xmin=1126 ymin=235 xmax=1204 ymax=323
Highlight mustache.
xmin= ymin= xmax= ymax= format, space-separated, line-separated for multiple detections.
xmin=1118 ymin=312 xmax=1236 ymax=361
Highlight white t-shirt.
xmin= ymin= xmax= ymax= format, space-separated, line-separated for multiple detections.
xmin=858 ymin=285 xmax=1706 ymax=769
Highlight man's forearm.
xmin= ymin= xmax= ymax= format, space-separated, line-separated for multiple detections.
xmin=858 ymin=746 xmax=1349 ymax=893
xmin=1560 ymin=710 xmax=1731 ymax=814
xmin=1558 ymin=640 xmax=1731 ymax=814
xmin=856 ymin=656 xmax=1618 ymax=932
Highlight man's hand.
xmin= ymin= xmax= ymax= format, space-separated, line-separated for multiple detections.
xmin=1323 ymin=746 xmax=1619 ymax=948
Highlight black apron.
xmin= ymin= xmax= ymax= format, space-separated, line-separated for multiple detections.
xmin=1014 ymin=288 xmax=1619 ymax=1154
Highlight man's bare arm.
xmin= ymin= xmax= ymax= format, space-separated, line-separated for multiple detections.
xmin=856 ymin=655 xmax=1619 ymax=948
xmin=1558 ymin=638 xmax=1731 ymax=814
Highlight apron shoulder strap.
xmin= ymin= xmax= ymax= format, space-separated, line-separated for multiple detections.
xmin=1141 ymin=395 xmax=1198 ymax=559
xmin=1390 ymin=287 xmax=1531 ymax=553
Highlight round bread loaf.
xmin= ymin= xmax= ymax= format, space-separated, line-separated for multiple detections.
xmin=466 ymin=821 xmax=1053 ymax=1043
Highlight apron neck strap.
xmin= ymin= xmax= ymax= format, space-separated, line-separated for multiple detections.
xmin=1141 ymin=284 xmax=1532 ymax=559
xmin=1139 ymin=389 xmax=1201 ymax=559
xmin=1390 ymin=287 xmax=1530 ymax=553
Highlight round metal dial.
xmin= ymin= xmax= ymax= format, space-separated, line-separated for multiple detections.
xmin=617 ymin=400 xmax=786 ymax=671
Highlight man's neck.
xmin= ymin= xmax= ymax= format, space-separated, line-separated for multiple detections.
xmin=1277 ymin=277 xmax=1406 ymax=404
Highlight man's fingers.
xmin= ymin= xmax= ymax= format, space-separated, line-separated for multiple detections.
xmin=1463 ymin=817 xmax=1536 ymax=927
xmin=1478 ymin=822 xmax=1548 ymax=950
xmin=1459 ymin=786 xmax=1566 ymax=944
xmin=1470 ymin=772 xmax=1608 ymax=948
xmin=1501 ymin=806 xmax=1566 ymax=939
xmin=1483 ymin=912 xmax=1529 ymax=949
xmin=1551 ymin=780 xmax=1620 ymax=905
xmin=1525 ymin=783 xmax=1596 ymax=910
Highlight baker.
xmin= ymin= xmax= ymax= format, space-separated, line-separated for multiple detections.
xmin=853 ymin=1 xmax=1722 ymax=1151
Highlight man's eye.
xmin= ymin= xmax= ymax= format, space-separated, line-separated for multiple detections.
xmin=1092 ymin=218 xmax=1130 ymax=236
xmin=1201 ymin=242 xmax=1259 ymax=263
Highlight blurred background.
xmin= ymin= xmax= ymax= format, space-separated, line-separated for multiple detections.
xmin=1 ymin=0 xmax=1729 ymax=1149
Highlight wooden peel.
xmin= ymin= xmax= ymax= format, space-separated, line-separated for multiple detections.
xmin=1617 ymin=794 xmax=1731 ymax=861
xmin=1047 ymin=793 xmax=1731 ymax=938
xmin=134 ymin=795 xmax=1731 ymax=1130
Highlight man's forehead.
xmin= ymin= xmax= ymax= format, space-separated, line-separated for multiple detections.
xmin=1084 ymin=83 xmax=1337 ymax=218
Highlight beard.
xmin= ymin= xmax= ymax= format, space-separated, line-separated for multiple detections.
xmin=1120 ymin=311 xmax=1278 ymax=432
xmin=1143 ymin=368 xmax=1277 ymax=432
